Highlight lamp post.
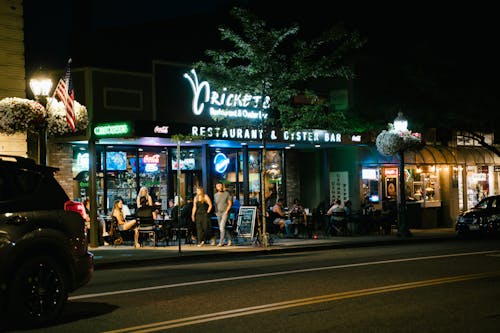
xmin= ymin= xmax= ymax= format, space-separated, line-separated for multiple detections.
xmin=29 ymin=74 xmax=52 ymax=166
xmin=393 ymin=112 xmax=412 ymax=237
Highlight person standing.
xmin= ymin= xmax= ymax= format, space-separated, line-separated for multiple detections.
xmin=214 ymin=181 xmax=233 ymax=247
xmin=191 ymin=187 xmax=212 ymax=247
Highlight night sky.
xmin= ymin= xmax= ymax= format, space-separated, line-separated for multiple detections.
xmin=23 ymin=0 xmax=499 ymax=132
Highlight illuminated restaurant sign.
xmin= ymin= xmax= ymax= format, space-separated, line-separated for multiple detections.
xmin=213 ymin=153 xmax=230 ymax=173
xmin=94 ymin=122 xmax=132 ymax=137
xmin=184 ymin=69 xmax=270 ymax=121
xmin=191 ymin=126 xmax=342 ymax=143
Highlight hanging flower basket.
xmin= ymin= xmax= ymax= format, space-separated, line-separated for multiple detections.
xmin=0 ymin=97 xmax=46 ymax=134
xmin=46 ymin=97 xmax=88 ymax=137
xmin=0 ymin=96 xmax=88 ymax=137
xmin=376 ymin=125 xmax=423 ymax=156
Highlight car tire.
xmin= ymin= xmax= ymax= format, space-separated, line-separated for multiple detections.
xmin=456 ymin=228 xmax=467 ymax=239
xmin=8 ymin=255 xmax=68 ymax=327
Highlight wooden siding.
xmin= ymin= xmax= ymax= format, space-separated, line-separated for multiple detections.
xmin=0 ymin=0 xmax=25 ymax=99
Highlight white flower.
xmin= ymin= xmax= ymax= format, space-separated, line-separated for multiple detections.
xmin=376 ymin=127 xmax=422 ymax=156
xmin=0 ymin=97 xmax=46 ymax=134
xmin=46 ymin=97 xmax=89 ymax=137
xmin=0 ymin=97 xmax=88 ymax=137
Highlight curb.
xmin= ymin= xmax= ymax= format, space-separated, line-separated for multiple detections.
xmin=93 ymin=235 xmax=457 ymax=270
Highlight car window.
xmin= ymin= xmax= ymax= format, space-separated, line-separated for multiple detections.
xmin=15 ymin=168 xmax=42 ymax=197
xmin=476 ymin=199 xmax=488 ymax=209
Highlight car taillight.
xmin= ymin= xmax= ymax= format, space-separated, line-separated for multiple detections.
xmin=64 ymin=200 xmax=88 ymax=220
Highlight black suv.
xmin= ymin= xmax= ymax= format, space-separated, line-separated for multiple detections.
xmin=456 ymin=195 xmax=500 ymax=237
xmin=0 ymin=155 xmax=93 ymax=328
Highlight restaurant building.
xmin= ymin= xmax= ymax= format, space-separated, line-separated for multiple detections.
xmin=51 ymin=62 xmax=500 ymax=229
xmin=58 ymin=62 xmax=360 ymax=216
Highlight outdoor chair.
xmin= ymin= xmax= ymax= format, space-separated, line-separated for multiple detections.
xmin=109 ymin=216 xmax=135 ymax=246
xmin=137 ymin=216 xmax=158 ymax=246
xmin=327 ymin=211 xmax=351 ymax=236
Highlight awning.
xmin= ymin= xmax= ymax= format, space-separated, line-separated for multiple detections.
xmin=360 ymin=145 xmax=500 ymax=166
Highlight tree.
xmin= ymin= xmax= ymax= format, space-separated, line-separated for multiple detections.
xmin=193 ymin=7 xmax=366 ymax=246
xmin=194 ymin=7 xmax=366 ymax=133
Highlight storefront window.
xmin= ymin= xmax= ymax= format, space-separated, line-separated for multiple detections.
xmin=137 ymin=151 xmax=167 ymax=210
xmin=265 ymin=150 xmax=283 ymax=199
xmin=383 ymin=168 xmax=398 ymax=200
xmin=466 ymin=165 xmax=489 ymax=207
xmin=102 ymin=150 xmax=137 ymax=212
xmin=241 ymin=149 xmax=284 ymax=207
xmin=248 ymin=150 xmax=261 ymax=206
xmin=210 ymin=148 xmax=239 ymax=198
xmin=72 ymin=147 xmax=90 ymax=201
xmin=408 ymin=166 xmax=441 ymax=203
xmin=361 ymin=168 xmax=380 ymax=204
xmin=171 ymin=147 xmax=202 ymax=201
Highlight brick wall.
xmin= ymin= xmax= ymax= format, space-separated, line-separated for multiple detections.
xmin=49 ymin=142 xmax=75 ymax=199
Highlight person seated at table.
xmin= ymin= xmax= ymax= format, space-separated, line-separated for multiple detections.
xmin=167 ymin=195 xmax=184 ymax=240
xmin=181 ymin=195 xmax=197 ymax=244
xmin=289 ymin=198 xmax=307 ymax=237
xmin=136 ymin=196 xmax=159 ymax=245
xmin=112 ymin=198 xmax=140 ymax=248
xmin=83 ymin=197 xmax=108 ymax=245
xmin=136 ymin=196 xmax=158 ymax=221
xmin=271 ymin=198 xmax=292 ymax=237
xmin=326 ymin=199 xmax=346 ymax=235
xmin=136 ymin=187 xmax=153 ymax=208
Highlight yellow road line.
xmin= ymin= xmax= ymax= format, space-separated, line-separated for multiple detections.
xmin=103 ymin=270 xmax=500 ymax=333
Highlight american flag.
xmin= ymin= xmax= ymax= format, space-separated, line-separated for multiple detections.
xmin=55 ymin=59 xmax=75 ymax=131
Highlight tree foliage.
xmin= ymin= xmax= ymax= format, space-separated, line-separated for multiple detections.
xmin=193 ymin=7 xmax=366 ymax=133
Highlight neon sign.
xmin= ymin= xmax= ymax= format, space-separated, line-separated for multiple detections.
xmin=192 ymin=126 xmax=342 ymax=143
xmin=94 ymin=122 xmax=131 ymax=137
xmin=145 ymin=164 xmax=159 ymax=172
xmin=184 ymin=69 xmax=270 ymax=121
xmin=153 ymin=126 xmax=169 ymax=134
xmin=213 ymin=153 xmax=230 ymax=173
xmin=143 ymin=154 xmax=160 ymax=164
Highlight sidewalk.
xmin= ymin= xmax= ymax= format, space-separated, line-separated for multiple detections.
xmin=90 ymin=228 xmax=457 ymax=270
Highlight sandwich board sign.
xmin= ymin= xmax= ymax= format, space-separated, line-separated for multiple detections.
xmin=236 ymin=206 xmax=257 ymax=239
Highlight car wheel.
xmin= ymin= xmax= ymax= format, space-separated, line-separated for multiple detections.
xmin=456 ymin=228 xmax=467 ymax=239
xmin=8 ymin=256 xmax=68 ymax=327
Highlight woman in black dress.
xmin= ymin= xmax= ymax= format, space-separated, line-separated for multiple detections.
xmin=191 ymin=187 xmax=212 ymax=247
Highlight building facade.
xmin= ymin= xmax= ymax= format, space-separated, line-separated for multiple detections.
xmin=49 ymin=62 xmax=500 ymax=230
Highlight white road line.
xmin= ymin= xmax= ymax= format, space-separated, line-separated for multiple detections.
xmin=102 ymin=271 xmax=500 ymax=333
xmin=69 ymin=250 xmax=498 ymax=301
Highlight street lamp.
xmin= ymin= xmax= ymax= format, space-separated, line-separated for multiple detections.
xmin=29 ymin=74 xmax=53 ymax=166
xmin=393 ymin=112 xmax=411 ymax=237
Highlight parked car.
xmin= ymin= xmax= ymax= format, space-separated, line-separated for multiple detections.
xmin=455 ymin=195 xmax=500 ymax=237
xmin=0 ymin=155 xmax=93 ymax=328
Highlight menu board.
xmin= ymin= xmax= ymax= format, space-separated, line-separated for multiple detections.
xmin=236 ymin=206 xmax=257 ymax=239
xmin=329 ymin=171 xmax=349 ymax=203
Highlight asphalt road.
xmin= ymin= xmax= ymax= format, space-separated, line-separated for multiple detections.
xmin=7 ymin=239 xmax=500 ymax=332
